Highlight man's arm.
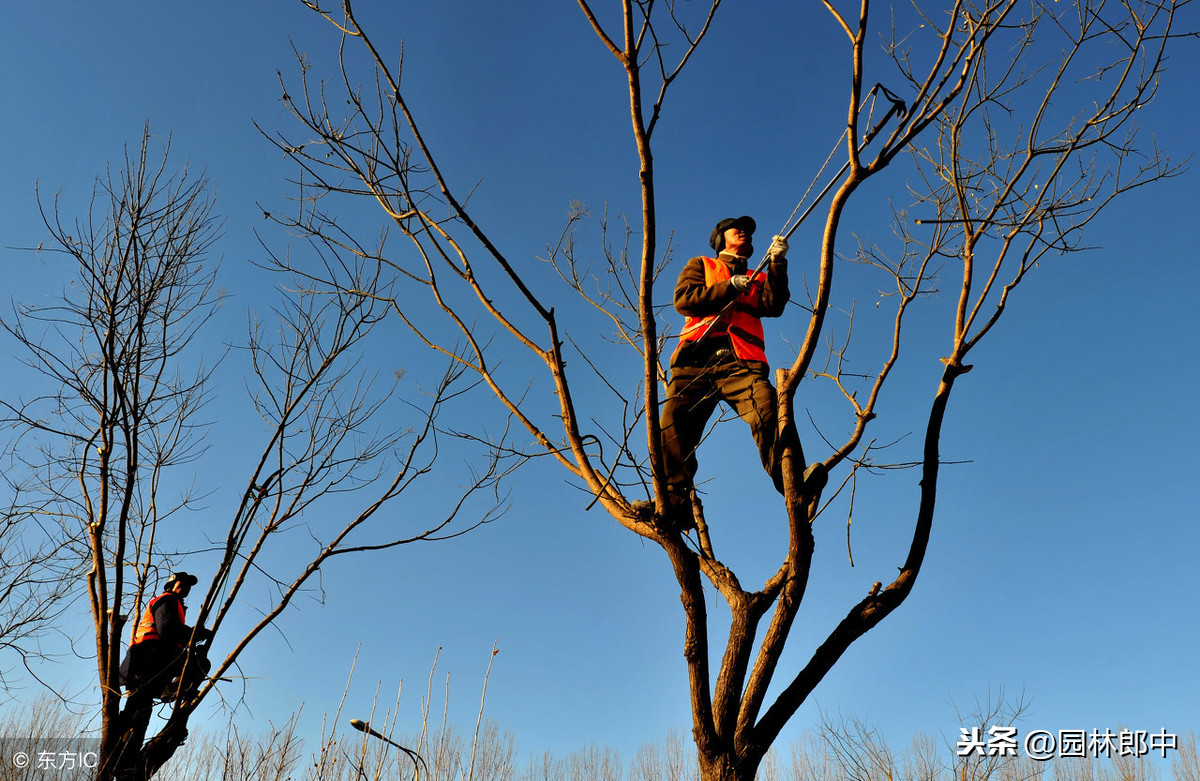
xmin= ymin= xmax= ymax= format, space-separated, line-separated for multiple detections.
xmin=755 ymin=236 xmax=790 ymax=318
xmin=756 ymin=259 xmax=789 ymax=318
xmin=674 ymin=257 xmax=739 ymax=317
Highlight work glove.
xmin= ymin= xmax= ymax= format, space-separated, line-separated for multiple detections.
xmin=767 ymin=234 xmax=789 ymax=264
xmin=729 ymin=274 xmax=751 ymax=292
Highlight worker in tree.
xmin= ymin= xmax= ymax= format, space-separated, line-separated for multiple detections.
xmin=656 ymin=216 xmax=792 ymax=511
xmin=119 ymin=571 xmax=211 ymax=704
xmin=112 ymin=572 xmax=210 ymax=780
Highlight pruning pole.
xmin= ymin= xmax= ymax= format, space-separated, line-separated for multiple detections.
xmin=778 ymin=84 xmax=907 ymax=245
xmin=693 ymin=85 xmax=908 ymax=343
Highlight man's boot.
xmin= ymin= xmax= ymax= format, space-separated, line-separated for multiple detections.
xmin=631 ymin=487 xmax=693 ymax=531
xmin=802 ymin=462 xmax=828 ymax=494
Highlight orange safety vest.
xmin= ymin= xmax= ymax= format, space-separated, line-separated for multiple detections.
xmin=673 ymin=257 xmax=769 ymax=363
xmin=132 ymin=592 xmax=185 ymax=647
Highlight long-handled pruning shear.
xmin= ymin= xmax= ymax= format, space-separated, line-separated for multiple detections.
xmin=692 ymin=84 xmax=908 ymax=343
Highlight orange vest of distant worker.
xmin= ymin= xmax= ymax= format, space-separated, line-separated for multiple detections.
xmin=132 ymin=592 xmax=185 ymax=647
xmin=673 ymin=257 xmax=769 ymax=363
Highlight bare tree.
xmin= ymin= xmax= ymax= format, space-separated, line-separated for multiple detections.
xmin=3 ymin=132 xmax=224 ymax=762
xmin=0 ymin=695 xmax=90 ymax=781
xmin=756 ymin=748 xmax=781 ymax=781
xmin=788 ymin=730 xmax=841 ymax=781
xmin=151 ymin=718 xmax=305 ymax=781
xmin=631 ymin=741 xmax=667 ymax=781
xmin=565 ymin=743 xmax=624 ymax=781
xmin=663 ymin=728 xmax=701 ymax=781
xmin=268 ymin=1 xmax=1190 ymax=780
xmin=1173 ymin=732 xmax=1199 ymax=781
xmin=521 ymin=751 xmax=568 ymax=781
xmin=0 ymin=485 xmax=78 ymax=689
xmin=630 ymin=730 xmax=701 ymax=781
xmin=0 ymin=127 xmax=508 ymax=780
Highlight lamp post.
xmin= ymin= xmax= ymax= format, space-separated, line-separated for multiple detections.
xmin=349 ymin=719 xmax=428 ymax=776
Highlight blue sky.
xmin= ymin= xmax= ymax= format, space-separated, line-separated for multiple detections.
xmin=2 ymin=0 xmax=1198 ymax=769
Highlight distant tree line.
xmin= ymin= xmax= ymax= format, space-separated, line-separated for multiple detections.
xmin=0 ymin=694 xmax=1193 ymax=781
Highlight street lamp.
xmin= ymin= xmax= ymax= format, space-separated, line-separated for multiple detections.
xmin=349 ymin=718 xmax=428 ymax=775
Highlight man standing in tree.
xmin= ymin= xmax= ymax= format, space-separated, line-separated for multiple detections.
xmin=655 ymin=216 xmax=791 ymax=514
xmin=113 ymin=571 xmax=211 ymax=779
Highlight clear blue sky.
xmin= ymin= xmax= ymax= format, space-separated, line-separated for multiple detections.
xmin=2 ymin=0 xmax=1198 ymax=767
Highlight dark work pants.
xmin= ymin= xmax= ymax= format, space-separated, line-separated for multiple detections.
xmin=660 ymin=357 xmax=783 ymax=494
xmin=115 ymin=641 xmax=181 ymax=780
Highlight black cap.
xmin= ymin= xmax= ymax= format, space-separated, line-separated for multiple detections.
xmin=709 ymin=215 xmax=757 ymax=252
xmin=166 ymin=572 xmax=198 ymax=588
